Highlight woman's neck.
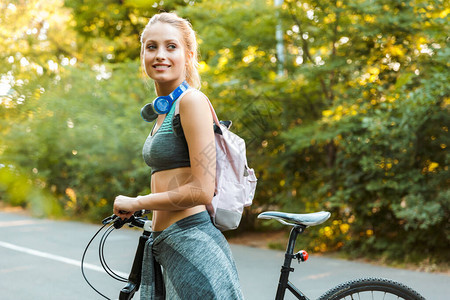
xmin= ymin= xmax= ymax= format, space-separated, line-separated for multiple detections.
xmin=155 ymin=79 xmax=186 ymax=96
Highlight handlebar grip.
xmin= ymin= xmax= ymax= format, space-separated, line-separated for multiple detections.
xmin=114 ymin=215 xmax=134 ymax=229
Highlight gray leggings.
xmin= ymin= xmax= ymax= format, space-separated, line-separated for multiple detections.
xmin=140 ymin=211 xmax=244 ymax=300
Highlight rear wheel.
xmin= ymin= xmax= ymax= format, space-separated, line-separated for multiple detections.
xmin=317 ymin=277 xmax=425 ymax=300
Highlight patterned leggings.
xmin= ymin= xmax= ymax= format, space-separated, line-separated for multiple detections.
xmin=140 ymin=211 xmax=244 ymax=300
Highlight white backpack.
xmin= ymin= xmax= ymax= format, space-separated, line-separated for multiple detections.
xmin=204 ymin=96 xmax=257 ymax=231
xmin=175 ymin=90 xmax=257 ymax=231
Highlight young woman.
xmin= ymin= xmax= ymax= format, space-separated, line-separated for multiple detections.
xmin=113 ymin=12 xmax=244 ymax=299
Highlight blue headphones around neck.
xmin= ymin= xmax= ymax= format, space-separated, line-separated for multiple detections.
xmin=141 ymin=81 xmax=190 ymax=122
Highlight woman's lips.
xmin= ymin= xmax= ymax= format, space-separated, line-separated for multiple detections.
xmin=153 ymin=64 xmax=171 ymax=70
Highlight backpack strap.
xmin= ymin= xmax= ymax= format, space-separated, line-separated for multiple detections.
xmin=202 ymin=95 xmax=221 ymax=127
xmin=203 ymin=96 xmax=231 ymax=134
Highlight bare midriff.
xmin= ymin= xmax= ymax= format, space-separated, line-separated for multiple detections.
xmin=150 ymin=166 xmax=206 ymax=231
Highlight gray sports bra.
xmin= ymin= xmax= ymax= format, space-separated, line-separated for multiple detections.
xmin=142 ymin=93 xmax=191 ymax=174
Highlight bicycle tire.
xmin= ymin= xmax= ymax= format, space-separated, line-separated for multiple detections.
xmin=317 ymin=277 xmax=426 ymax=300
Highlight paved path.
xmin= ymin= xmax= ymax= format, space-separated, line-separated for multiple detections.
xmin=0 ymin=210 xmax=447 ymax=299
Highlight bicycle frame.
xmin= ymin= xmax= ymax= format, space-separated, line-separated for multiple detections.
xmin=275 ymin=224 xmax=309 ymax=300
xmin=118 ymin=218 xmax=310 ymax=300
xmin=114 ymin=214 xmax=153 ymax=300
xmin=119 ymin=230 xmax=151 ymax=300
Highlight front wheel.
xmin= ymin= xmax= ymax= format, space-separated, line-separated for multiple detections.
xmin=317 ymin=277 xmax=425 ymax=300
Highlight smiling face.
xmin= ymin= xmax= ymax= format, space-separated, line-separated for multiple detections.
xmin=141 ymin=22 xmax=188 ymax=91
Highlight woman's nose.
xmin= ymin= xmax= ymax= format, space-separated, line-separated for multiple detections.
xmin=155 ymin=48 xmax=166 ymax=61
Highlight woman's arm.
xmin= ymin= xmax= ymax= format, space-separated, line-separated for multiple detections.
xmin=113 ymin=90 xmax=216 ymax=217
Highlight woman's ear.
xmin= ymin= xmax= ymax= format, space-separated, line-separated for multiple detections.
xmin=185 ymin=50 xmax=194 ymax=65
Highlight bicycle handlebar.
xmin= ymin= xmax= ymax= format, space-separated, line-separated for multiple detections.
xmin=102 ymin=210 xmax=152 ymax=230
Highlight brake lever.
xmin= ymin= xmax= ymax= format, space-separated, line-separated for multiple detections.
xmin=102 ymin=214 xmax=118 ymax=225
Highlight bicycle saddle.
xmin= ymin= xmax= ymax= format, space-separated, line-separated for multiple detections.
xmin=257 ymin=211 xmax=331 ymax=226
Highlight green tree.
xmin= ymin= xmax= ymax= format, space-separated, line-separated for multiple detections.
xmin=278 ymin=0 xmax=449 ymax=262
xmin=1 ymin=62 xmax=154 ymax=218
xmin=63 ymin=0 xmax=194 ymax=62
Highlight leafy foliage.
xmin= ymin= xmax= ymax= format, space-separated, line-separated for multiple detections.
xmin=1 ymin=62 xmax=153 ymax=218
xmin=276 ymin=0 xmax=449 ymax=262
xmin=0 ymin=0 xmax=448 ymax=263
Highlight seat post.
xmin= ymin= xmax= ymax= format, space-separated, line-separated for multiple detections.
xmin=286 ymin=225 xmax=304 ymax=255
xmin=275 ymin=225 xmax=305 ymax=300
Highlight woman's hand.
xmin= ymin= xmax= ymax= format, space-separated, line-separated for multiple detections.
xmin=113 ymin=195 xmax=139 ymax=219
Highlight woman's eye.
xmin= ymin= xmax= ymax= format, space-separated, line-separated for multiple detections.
xmin=147 ymin=45 xmax=156 ymax=50
xmin=167 ymin=44 xmax=177 ymax=49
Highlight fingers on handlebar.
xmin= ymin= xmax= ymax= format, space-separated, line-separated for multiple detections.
xmin=115 ymin=209 xmax=146 ymax=219
xmin=112 ymin=210 xmax=131 ymax=220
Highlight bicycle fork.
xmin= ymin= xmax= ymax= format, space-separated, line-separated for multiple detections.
xmin=275 ymin=225 xmax=309 ymax=300
xmin=119 ymin=231 xmax=151 ymax=300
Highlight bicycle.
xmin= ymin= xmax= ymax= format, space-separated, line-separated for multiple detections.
xmin=82 ymin=210 xmax=426 ymax=300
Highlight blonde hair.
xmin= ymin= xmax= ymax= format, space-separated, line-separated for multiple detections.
xmin=140 ymin=12 xmax=201 ymax=89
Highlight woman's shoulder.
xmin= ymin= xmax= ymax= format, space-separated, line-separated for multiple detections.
xmin=182 ymin=88 xmax=207 ymax=103
xmin=178 ymin=88 xmax=213 ymax=126
xmin=179 ymin=88 xmax=210 ymax=111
